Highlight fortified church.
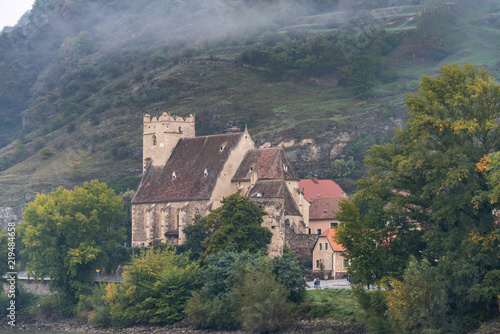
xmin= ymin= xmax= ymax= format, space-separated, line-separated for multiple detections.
xmin=131 ymin=112 xmax=311 ymax=257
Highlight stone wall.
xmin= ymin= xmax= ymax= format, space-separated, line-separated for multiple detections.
xmin=3 ymin=280 xmax=53 ymax=296
xmin=0 ymin=207 xmax=22 ymax=230
xmin=285 ymin=225 xmax=318 ymax=265
xmin=131 ymin=200 xmax=209 ymax=246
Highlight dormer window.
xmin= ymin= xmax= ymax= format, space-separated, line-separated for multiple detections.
xmin=250 ymin=166 xmax=254 ymax=172
xmin=283 ymin=164 xmax=288 ymax=171
xmin=152 ymin=135 xmax=157 ymax=146
xmin=204 ymin=168 xmax=208 ymax=177
xmin=172 ymin=171 xmax=176 ymax=180
xmin=220 ymin=145 xmax=225 ymax=151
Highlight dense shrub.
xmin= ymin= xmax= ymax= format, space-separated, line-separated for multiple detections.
xmin=239 ymin=27 xmax=399 ymax=82
xmin=386 ymin=257 xmax=448 ymax=334
xmin=348 ymin=55 xmax=375 ymax=96
xmin=185 ymin=291 xmax=240 ymax=330
xmin=415 ymin=0 xmax=457 ymax=59
xmin=235 ymin=266 xmax=295 ymax=333
xmin=104 ymin=247 xmax=203 ymax=327
xmin=298 ymin=289 xmax=362 ymax=322
xmin=0 ymin=284 xmax=40 ymax=318
xmin=39 ymin=147 xmax=56 ymax=159
xmin=76 ymin=284 xmax=111 ymax=327
xmin=354 ymin=288 xmax=393 ymax=334
xmin=185 ymin=251 xmax=305 ymax=331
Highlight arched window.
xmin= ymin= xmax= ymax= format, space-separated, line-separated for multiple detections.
xmin=152 ymin=135 xmax=157 ymax=146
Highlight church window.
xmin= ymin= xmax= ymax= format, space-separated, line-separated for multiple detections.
xmin=152 ymin=135 xmax=157 ymax=146
xmin=172 ymin=171 xmax=176 ymax=180
xmin=179 ymin=126 xmax=182 ymax=133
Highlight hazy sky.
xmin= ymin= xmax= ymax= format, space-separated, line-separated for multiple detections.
xmin=0 ymin=0 xmax=35 ymax=29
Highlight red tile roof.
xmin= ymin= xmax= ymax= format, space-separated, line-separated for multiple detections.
xmin=309 ymin=197 xmax=342 ymax=220
xmin=298 ymin=178 xmax=346 ymax=202
xmin=132 ymin=133 xmax=243 ymax=204
xmin=232 ymin=148 xmax=299 ymax=181
xmin=320 ymin=228 xmax=345 ymax=252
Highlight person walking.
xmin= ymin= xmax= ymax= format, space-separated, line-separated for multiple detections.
xmin=315 ymin=277 xmax=321 ymax=289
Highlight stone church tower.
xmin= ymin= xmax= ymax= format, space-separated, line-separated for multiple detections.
xmin=142 ymin=113 xmax=195 ymax=171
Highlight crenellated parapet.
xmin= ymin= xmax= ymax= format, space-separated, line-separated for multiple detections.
xmin=142 ymin=112 xmax=196 ymax=172
xmin=143 ymin=112 xmax=195 ymax=123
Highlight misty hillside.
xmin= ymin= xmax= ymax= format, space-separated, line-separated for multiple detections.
xmin=1 ymin=0 xmax=500 ymax=208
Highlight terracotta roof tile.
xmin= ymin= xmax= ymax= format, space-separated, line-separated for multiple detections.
xmin=232 ymin=148 xmax=299 ymax=181
xmin=320 ymin=228 xmax=345 ymax=252
xmin=299 ymin=179 xmax=346 ymax=202
xmin=309 ymin=198 xmax=342 ymax=220
xmin=132 ymin=133 xmax=243 ymax=204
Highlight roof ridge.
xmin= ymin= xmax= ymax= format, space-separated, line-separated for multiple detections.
xmin=185 ymin=132 xmax=243 ymax=139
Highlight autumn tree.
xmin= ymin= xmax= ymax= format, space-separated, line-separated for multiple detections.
xmin=336 ymin=63 xmax=500 ymax=330
xmin=385 ymin=257 xmax=448 ymax=333
xmin=18 ymin=180 xmax=126 ymax=314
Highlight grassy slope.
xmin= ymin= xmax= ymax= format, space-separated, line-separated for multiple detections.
xmin=1 ymin=1 xmax=500 ymax=207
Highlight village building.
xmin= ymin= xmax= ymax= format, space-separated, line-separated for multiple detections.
xmin=312 ymin=228 xmax=348 ymax=279
xmin=131 ymin=112 xmax=310 ymax=257
xmin=298 ymin=177 xmax=348 ymax=234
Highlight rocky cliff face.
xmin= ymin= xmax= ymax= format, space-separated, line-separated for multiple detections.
xmin=0 ymin=207 xmax=22 ymax=229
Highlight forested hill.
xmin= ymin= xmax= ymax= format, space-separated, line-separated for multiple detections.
xmin=1 ymin=0 xmax=500 ymax=207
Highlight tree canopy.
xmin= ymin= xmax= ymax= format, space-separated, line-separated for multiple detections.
xmin=103 ymin=247 xmax=203 ymax=326
xmin=336 ymin=63 xmax=500 ymax=329
xmin=200 ymin=193 xmax=272 ymax=257
xmin=18 ymin=180 xmax=126 ymax=314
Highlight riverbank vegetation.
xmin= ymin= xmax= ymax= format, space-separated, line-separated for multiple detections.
xmin=336 ymin=63 xmax=500 ymax=334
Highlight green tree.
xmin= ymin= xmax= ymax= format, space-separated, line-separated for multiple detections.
xmin=415 ymin=0 xmax=457 ymax=59
xmin=234 ymin=265 xmax=295 ymax=333
xmin=386 ymin=257 xmax=448 ymax=333
xmin=202 ymin=193 xmax=272 ymax=257
xmin=336 ymin=198 xmax=421 ymax=288
xmin=18 ymin=180 xmax=126 ymax=314
xmin=337 ymin=63 xmax=500 ymax=330
xmin=178 ymin=215 xmax=208 ymax=261
xmin=104 ymin=247 xmax=203 ymax=326
xmin=185 ymin=250 xmax=302 ymax=331
xmin=348 ymin=55 xmax=375 ymax=96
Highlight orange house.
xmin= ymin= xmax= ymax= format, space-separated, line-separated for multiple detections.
xmin=312 ymin=228 xmax=348 ymax=279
